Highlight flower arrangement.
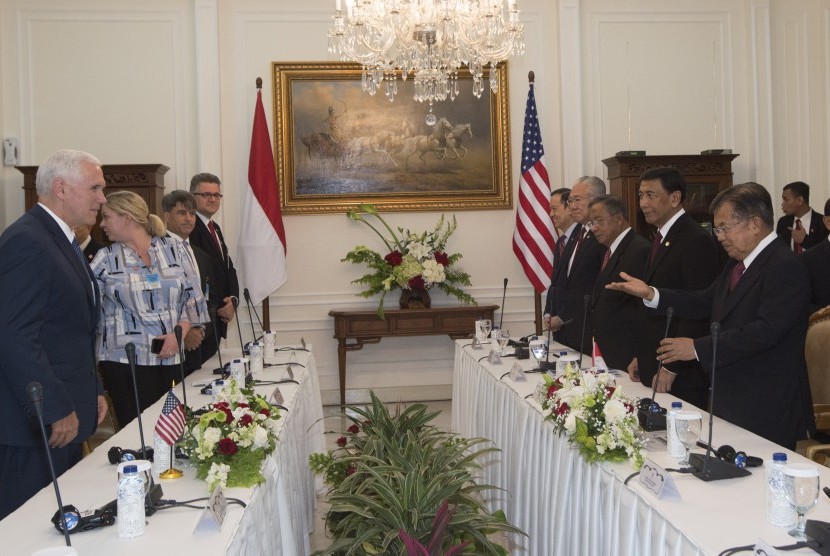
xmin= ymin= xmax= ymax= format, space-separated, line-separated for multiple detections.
xmin=179 ymin=379 xmax=281 ymax=491
xmin=343 ymin=204 xmax=475 ymax=318
xmin=540 ymin=368 xmax=644 ymax=469
xmin=309 ymin=392 xmax=522 ymax=555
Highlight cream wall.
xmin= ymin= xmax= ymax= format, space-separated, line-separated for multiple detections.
xmin=1 ymin=0 xmax=828 ymax=400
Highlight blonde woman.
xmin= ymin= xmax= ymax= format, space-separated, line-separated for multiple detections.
xmin=91 ymin=191 xmax=208 ymax=427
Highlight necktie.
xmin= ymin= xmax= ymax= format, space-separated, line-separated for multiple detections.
xmin=794 ymin=218 xmax=804 ymax=254
xmin=556 ymin=235 xmax=567 ymax=257
xmin=71 ymin=238 xmax=95 ymax=287
xmin=600 ymin=249 xmax=611 ymax=271
xmin=208 ymin=220 xmax=223 ymax=259
xmin=729 ymin=261 xmax=745 ymax=292
xmin=647 ymin=231 xmax=663 ymax=269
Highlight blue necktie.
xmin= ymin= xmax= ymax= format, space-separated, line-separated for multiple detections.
xmin=71 ymin=238 xmax=95 ymax=283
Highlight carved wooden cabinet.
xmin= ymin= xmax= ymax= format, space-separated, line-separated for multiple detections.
xmin=602 ymin=154 xmax=739 ymax=235
xmin=17 ymin=163 xmax=169 ymax=244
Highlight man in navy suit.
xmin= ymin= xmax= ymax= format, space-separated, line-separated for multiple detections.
xmin=588 ymin=195 xmax=650 ymax=370
xmin=544 ymin=176 xmax=607 ymax=351
xmin=188 ymin=173 xmax=238 ymax=344
xmin=0 ymin=149 xmax=108 ymax=519
xmin=609 ymin=183 xmax=814 ymax=449
xmin=776 ymin=181 xmax=828 ymax=253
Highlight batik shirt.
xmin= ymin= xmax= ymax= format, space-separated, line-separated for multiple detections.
xmin=91 ymin=235 xmax=209 ymax=366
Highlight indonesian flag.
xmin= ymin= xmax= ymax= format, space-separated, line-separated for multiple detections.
xmin=512 ymin=78 xmax=556 ymax=293
xmin=237 ymin=82 xmax=288 ymax=302
xmin=592 ymin=338 xmax=608 ymax=371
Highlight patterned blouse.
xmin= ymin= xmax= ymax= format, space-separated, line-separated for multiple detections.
xmin=91 ymin=235 xmax=209 ymax=366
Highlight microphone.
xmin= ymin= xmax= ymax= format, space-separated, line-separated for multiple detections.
xmin=125 ymin=343 xmax=164 ymax=512
xmin=578 ymin=294 xmax=590 ymax=370
xmin=689 ymin=321 xmax=750 ymax=481
xmin=498 ymin=278 xmax=508 ymax=330
xmin=208 ymin=305 xmax=225 ymax=375
xmin=231 ymin=296 xmax=249 ymax=355
xmin=27 ymin=382 xmax=72 ymax=547
xmin=638 ymin=307 xmax=673 ymax=431
xmin=243 ymin=288 xmax=265 ymax=342
xmin=174 ymin=325 xmax=188 ymax=409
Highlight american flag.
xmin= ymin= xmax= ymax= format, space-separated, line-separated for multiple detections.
xmin=512 ymin=78 xmax=556 ymax=293
xmin=155 ymin=389 xmax=185 ymax=446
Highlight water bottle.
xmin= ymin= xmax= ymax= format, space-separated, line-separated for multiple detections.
xmin=249 ymin=342 xmax=263 ymax=375
xmin=766 ymin=452 xmax=796 ymax=527
xmin=117 ymin=464 xmax=146 ymax=538
xmin=666 ymin=401 xmax=685 ymax=459
xmin=229 ymin=358 xmax=246 ymax=385
xmin=152 ymin=431 xmax=171 ymax=477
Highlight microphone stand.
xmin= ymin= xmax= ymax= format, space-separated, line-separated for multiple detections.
xmin=639 ymin=307 xmax=673 ymax=431
xmin=124 ymin=343 xmax=163 ymax=513
xmin=498 ymin=278 xmax=508 ymax=330
xmin=208 ymin=306 xmax=226 ymax=376
xmin=244 ymin=288 xmax=265 ymax=341
xmin=577 ymin=294 xmax=590 ymax=370
xmin=231 ymin=296 xmax=248 ymax=355
xmin=538 ymin=324 xmax=557 ymax=372
xmin=26 ymin=382 xmax=71 ymax=548
xmin=174 ymin=325 xmax=188 ymax=410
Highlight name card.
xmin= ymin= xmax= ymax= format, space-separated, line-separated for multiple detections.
xmin=271 ymin=386 xmax=284 ymax=406
xmin=509 ymin=362 xmax=526 ymax=382
xmin=487 ymin=349 xmax=502 ymax=365
xmin=638 ymin=459 xmax=680 ymax=500
xmin=193 ymin=487 xmax=228 ymax=534
xmin=287 ymin=365 xmax=295 ymax=380
xmin=753 ymin=540 xmax=779 ymax=555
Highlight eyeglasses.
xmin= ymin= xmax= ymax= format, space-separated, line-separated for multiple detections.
xmin=194 ymin=192 xmax=223 ymax=200
xmin=712 ymin=218 xmax=748 ymax=237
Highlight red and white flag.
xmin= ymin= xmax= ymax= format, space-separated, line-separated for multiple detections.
xmin=512 ymin=79 xmax=556 ymax=293
xmin=155 ymin=389 xmax=185 ymax=446
xmin=237 ymin=82 xmax=288 ymax=303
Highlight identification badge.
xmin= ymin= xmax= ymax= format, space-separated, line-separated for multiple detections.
xmin=146 ymin=272 xmax=161 ymax=289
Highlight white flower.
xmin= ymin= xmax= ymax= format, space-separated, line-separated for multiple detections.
xmin=206 ymin=462 xmax=230 ymax=492
xmin=203 ymin=426 xmax=221 ymax=447
xmin=406 ymin=241 xmax=430 ymax=260
xmin=252 ymin=425 xmax=270 ymax=449
xmin=422 ymin=259 xmax=446 ymax=283
xmin=603 ymin=399 xmax=627 ymax=423
xmin=564 ymin=413 xmax=577 ymax=433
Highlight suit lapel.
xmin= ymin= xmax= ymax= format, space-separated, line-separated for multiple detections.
xmin=646 ymin=215 xmax=686 ymax=281
xmin=712 ymin=244 xmax=776 ymax=322
xmin=554 ymin=224 xmax=581 ymax=282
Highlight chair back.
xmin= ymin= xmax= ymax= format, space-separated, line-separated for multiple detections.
xmin=806 ymin=306 xmax=830 ymax=430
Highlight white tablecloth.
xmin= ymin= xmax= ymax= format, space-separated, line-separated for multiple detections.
xmin=1 ymin=345 xmax=325 ymax=556
xmin=452 ymin=340 xmax=830 ymax=555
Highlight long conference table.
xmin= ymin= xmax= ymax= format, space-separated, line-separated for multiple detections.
xmin=0 ymin=345 xmax=325 ymax=556
xmin=453 ymin=340 xmax=830 ymax=555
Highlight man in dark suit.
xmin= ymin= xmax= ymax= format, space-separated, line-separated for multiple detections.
xmin=544 ymin=176 xmax=607 ymax=351
xmin=609 ymin=182 xmax=814 ymax=449
xmin=776 ymin=181 xmax=828 ymax=253
xmin=632 ymin=167 xmax=721 ymax=409
xmin=588 ymin=195 xmax=650 ymax=370
xmin=0 ymin=149 xmax=108 ymax=519
xmin=187 ymin=173 xmax=239 ymax=345
xmin=162 ymin=190 xmax=217 ymax=372
xmin=803 ymin=198 xmax=830 ymax=314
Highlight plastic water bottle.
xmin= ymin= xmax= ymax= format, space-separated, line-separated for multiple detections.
xmin=666 ymin=401 xmax=685 ymax=459
xmin=117 ymin=464 xmax=146 ymax=538
xmin=766 ymin=452 xmax=796 ymax=527
xmin=249 ymin=342 xmax=263 ymax=374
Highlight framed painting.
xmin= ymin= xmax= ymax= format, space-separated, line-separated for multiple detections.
xmin=272 ymin=61 xmax=512 ymax=214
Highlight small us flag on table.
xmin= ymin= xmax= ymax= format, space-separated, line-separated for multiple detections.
xmin=155 ymin=389 xmax=185 ymax=445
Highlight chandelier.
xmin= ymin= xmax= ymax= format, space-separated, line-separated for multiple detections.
xmin=328 ymin=0 xmax=524 ymax=122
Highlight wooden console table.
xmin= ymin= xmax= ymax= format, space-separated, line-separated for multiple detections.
xmin=329 ymin=305 xmax=498 ymax=406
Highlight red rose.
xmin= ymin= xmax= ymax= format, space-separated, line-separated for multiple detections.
xmin=555 ymin=402 xmax=570 ymax=416
xmin=624 ymin=402 xmax=634 ymax=413
xmin=336 ymin=436 xmax=347 ymax=447
xmin=434 ymin=251 xmax=450 ymax=266
xmin=218 ymin=437 xmax=238 ymax=456
xmin=259 ymin=408 xmax=271 ymax=417
xmin=408 ymin=276 xmax=426 ymax=290
xmin=605 ymin=386 xmax=616 ymax=398
xmin=217 ymin=406 xmax=233 ymax=423
xmin=237 ymin=403 xmax=249 ymax=408
xmin=347 ymin=424 xmax=360 ymax=434
xmin=385 ymin=251 xmax=403 ymax=266
xmin=239 ymin=414 xmax=253 ymax=427
xmin=346 ymin=464 xmax=357 ymax=476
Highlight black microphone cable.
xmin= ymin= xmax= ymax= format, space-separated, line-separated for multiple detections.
xmin=154 ymin=497 xmax=247 ymax=511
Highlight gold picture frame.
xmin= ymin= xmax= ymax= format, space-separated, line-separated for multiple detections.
xmin=272 ymin=61 xmax=512 ymax=214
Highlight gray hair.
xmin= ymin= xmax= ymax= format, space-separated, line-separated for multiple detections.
xmin=189 ymin=172 xmax=221 ymax=192
xmin=575 ymin=175 xmax=607 ymax=198
xmin=162 ymin=190 xmax=197 ymax=213
xmin=35 ymin=149 xmax=102 ymax=198
xmin=710 ymin=182 xmax=774 ymax=229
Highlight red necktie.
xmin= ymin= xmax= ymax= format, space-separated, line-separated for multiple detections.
xmin=794 ymin=218 xmax=804 ymax=254
xmin=600 ymin=249 xmax=611 ymax=271
xmin=647 ymin=231 xmax=663 ymax=269
xmin=729 ymin=262 xmax=745 ymax=292
xmin=556 ymin=235 xmax=567 ymax=257
xmin=208 ymin=220 xmax=223 ymax=258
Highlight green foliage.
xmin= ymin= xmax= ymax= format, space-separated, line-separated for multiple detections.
xmin=309 ymin=393 xmax=523 ymax=555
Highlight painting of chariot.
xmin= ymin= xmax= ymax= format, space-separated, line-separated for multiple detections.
xmin=272 ymin=62 xmax=512 ymax=214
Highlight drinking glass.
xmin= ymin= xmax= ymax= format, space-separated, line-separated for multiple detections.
xmin=783 ymin=464 xmax=821 ymax=539
xmin=477 ymin=319 xmax=492 ymax=342
xmin=529 ymin=338 xmax=547 ymax=365
xmin=673 ymin=411 xmax=702 ymax=466
xmin=496 ymin=329 xmax=510 ymax=356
